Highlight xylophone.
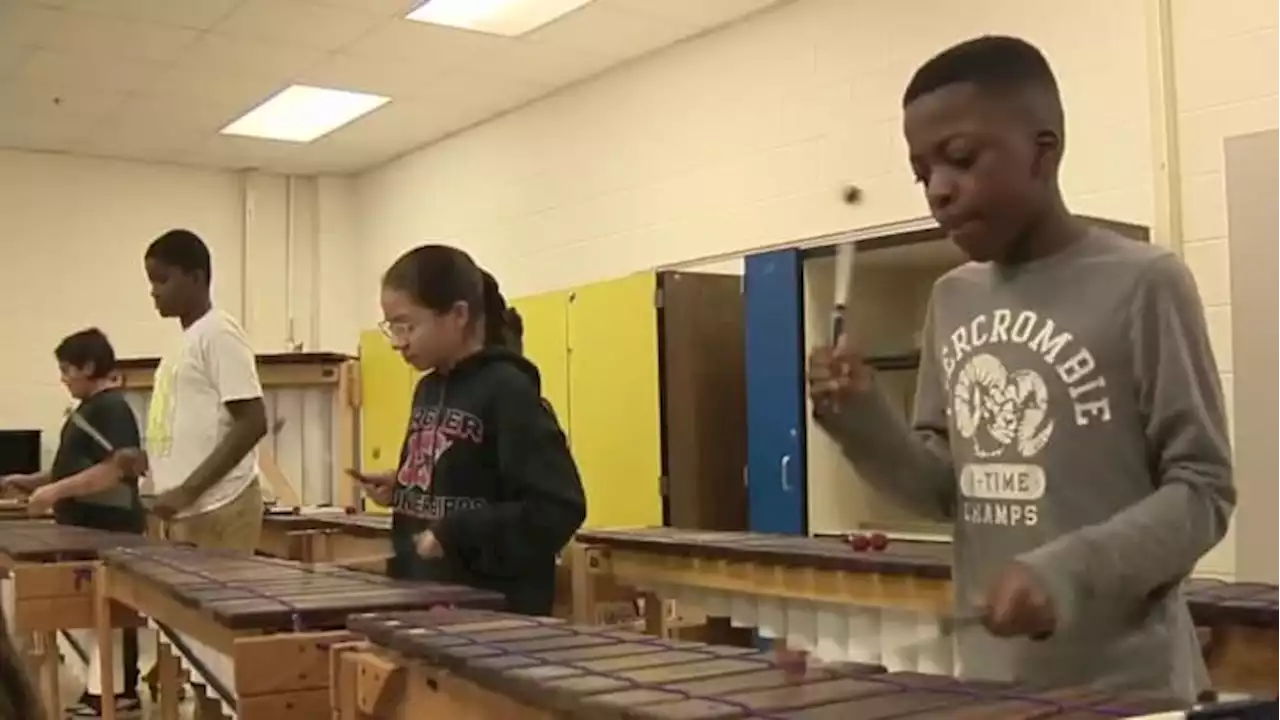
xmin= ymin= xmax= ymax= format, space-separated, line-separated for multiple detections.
xmin=95 ymin=544 xmax=504 ymax=720
xmin=328 ymin=608 xmax=1273 ymax=719
xmin=0 ymin=520 xmax=157 ymax=715
xmin=572 ymin=528 xmax=954 ymax=672
xmin=0 ymin=499 xmax=33 ymax=520
xmin=1183 ymin=580 xmax=1278 ymax=695
xmin=259 ymin=505 xmax=393 ymax=569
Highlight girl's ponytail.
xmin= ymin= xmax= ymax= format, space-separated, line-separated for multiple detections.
xmin=480 ymin=271 xmax=510 ymax=348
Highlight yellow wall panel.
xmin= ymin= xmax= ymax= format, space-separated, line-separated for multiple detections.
xmin=509 ymin=290 xmax=572 ymax=439
xmin=567 ymin=273 xmax=663 ymax=528
xmin=358 ymin=330 xmax=416 ymax=514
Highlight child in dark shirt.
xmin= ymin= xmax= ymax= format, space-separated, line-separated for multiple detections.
xmin=350 ymin=247 xmax=585 ymax=616
xmin=1 ymin=328 xmax=145 ymax=717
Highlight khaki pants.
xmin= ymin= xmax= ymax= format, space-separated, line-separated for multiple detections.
xmin=166 ymin=479 xmax=263 ymax=552
xmin=161 ymin=480 xmax=263 ymax=719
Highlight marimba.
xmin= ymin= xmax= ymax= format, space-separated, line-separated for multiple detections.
xmin=259 ymin=505 xmax=392 ymax=570
xmin=572 ymin=528 xmax=954 ymax=673
xmin=330 ymin=608 xmax=1261 ymax=719
xmin=95 ymin=545 xmax=504 ymax=720
xmin=1184 ymin=580 xmax=1278 ymax=695
xmin=0 ymin=499 xmax=33 ymax=520
xmin=0 ymin=521 xmax=156 ymax=715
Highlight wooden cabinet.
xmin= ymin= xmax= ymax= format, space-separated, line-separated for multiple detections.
xmin=357 ymin=271 xmax=750 ymax=532
xmin=515 ymin=271 xmax=747 ymax=531
xmin=356 ymin=330 xmax=416 ymax=513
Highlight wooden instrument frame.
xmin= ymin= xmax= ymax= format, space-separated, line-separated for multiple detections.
xmin=258 ymin=512 xmax=391 ymax=572
xmin=331 ymin=643 xmax=552 ymax=720
xmin=94 ymin=561 xmax=353 ymax=720
xmin=1 ymin=551 xmax=142 ymax=718
xmin=566 ymin=539 xmax=951 ymax=641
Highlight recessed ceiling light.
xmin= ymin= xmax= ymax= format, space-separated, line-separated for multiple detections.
xmin=405 ymin=0 xmax=595 ymax=37
xmin=220 ymin=85 xmax=390 ymax=143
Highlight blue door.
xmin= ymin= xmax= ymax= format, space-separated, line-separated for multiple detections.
xmin=744 ymin=249 xmax=807 ymax=536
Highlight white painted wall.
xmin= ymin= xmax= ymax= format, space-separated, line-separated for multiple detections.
xmin=0 ymin=149 xmax=361 ymax=467
xmin=354 ymin=0 xmax=1157 ymax=305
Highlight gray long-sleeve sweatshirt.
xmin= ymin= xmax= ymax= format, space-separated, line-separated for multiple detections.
xmin=819 ymin=227 xmax=1234 ymax=702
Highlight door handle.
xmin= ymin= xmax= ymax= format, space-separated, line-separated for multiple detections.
xmin=780 ymin=454 xmax=791 ymax=492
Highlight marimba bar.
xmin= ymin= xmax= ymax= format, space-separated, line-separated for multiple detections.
xmin=332 ymin=608 xmax=1272 ymax=719
xmin=96 ymin=545 xmax=504 ymax=720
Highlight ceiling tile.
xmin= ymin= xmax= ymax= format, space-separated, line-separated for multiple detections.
xmin=0 ymin=106 xmax=98 ymax=151
xmin=38 ymin=10 xmax=200 ymax=63
xmin=71 ymin=0 xmax=246 ymax=31
xmin=0 ymin=76 xmax=129 ymax=119
xmin=416 ymin=70 xmax=549 ymax=117
xmin=212 ymin=0 xmax=387 ymax=51
xmin=343 ymin=17 xmax=511 ymax=66
xmin=79 ymin=112 xmax=209 ymax=160
xmin=16 ymin=49 xmax=167 ymax=94
xmin=605 ymin=0 xmax=782 ymax=29
xmin=134 ymin=74 xmax=288 ymax=131
xmin=0 ymin=45 xmax=35 ymax=80
xmin=8 ymin=0 xmax=80 ymax=8
xmin=0 ymin=4 xmax=64 ymax=48
xmin=179 ymin=134 xmax=301 ymax=171
xmin=326 ymin=97 xmax=466 ymax=142
xmin=489 ymin=40 xmax=614 ymax=86
xmin=176 ymin=32 xmax=326 ymax=79
xmin=295 ymin=0 xmax=415 ymax=17
xmin=526 ymin=2 xmax=691 ymax=59
xmin=296 ymin=51 xmax=449 ymax=99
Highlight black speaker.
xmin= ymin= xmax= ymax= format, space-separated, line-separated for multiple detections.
xmin=0 ymin=430 xmax=41 ymax=475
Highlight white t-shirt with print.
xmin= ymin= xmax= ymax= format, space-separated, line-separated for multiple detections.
xmin=145 ymin=308 xmax=262 ymax=518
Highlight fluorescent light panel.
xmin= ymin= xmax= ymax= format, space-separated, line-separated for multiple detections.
xmin=406 ymin=0 xmax=595 ymax=37
xmin=220 ymin=85 xmax=390 ymax=143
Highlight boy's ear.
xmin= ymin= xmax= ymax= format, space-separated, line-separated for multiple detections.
xmin=1031 ymin=129 xmax=1062 ymax=178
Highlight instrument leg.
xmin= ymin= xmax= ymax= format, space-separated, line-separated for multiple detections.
xmin=35 ymin=630 xmax=61 ymax=718
xmin=157 ymin=642 xmax=181 ymax=720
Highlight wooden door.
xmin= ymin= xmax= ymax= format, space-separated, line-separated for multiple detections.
xmin=567 ymin=273 xmax=663 ymax=529
xmin=658 ymin=271 xmax=748 ymax=531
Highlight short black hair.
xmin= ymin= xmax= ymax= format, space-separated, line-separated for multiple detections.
xmin=55 ymin=328 xmax=117 ymax=379
xmin=145 ymin=229 xmax=212 ymax=283
xmin=903 ymin=36 xmax=1063 ymax=131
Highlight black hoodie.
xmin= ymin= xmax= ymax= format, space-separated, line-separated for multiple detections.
xmin=388 ymin=347 xmax=586 ymax=616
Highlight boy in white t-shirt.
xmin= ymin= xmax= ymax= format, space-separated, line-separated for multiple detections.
xmin=130 ymin=229 xmax=269 ymax=552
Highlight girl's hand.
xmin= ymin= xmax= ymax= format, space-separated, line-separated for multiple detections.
xmin=346 ymin=469 xmax=396 ymax=505
xmin=345 ymin=469 xmax=396 ymax=486
xmin=415 ymin=531 xmax=443 ymax=559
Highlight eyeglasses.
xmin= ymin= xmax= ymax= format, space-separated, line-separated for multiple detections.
xmin=378 ymin=320 xmax=414 ymax=340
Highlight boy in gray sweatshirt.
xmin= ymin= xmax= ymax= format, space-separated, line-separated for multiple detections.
xmin=808 ymin=36 xmax=1234 ymax=701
